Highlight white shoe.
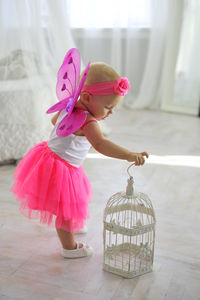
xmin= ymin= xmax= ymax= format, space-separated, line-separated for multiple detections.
xmin=62 ymin=242 xmax=93 ymax=258
xmin=74 ymin=225 xmax=88 ymax=234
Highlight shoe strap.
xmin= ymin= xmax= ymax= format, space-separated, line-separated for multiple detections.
xmin=77 ymin=242 xmax=86 ymax=249
xmin=77 ymin=242 xmax=82 ymax=249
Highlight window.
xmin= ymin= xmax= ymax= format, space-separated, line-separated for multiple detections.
xmin=68 ymin=0 xmax=151 ymax=28
xmin=2 ymin=0 xmax=151 ymax=29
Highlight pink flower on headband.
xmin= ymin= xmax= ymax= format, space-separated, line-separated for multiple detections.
xmin=113 ymin=77 xmax=130 ymax=96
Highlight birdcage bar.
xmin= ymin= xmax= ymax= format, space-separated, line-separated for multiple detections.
xmin=104 ymin=202 xmax=155 ymax=278
xmin=103 ymin=164 xmax=156 ymax=278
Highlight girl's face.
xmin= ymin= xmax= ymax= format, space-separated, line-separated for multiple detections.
xmin=81 ymin=94 xmax=123 ymax=120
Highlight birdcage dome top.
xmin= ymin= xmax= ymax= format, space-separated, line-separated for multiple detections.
xmin=104 ymin=190 xmax=156 ymax=226
xmin=104 ymin=164 xmax=156 ymax=229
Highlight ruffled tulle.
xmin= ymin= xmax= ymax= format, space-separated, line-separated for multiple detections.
xmin=10 ymin=141 xmax=92 ymax=232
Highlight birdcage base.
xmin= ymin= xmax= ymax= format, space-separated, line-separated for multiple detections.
xmin=103 ymin=263 xmax=153 ymax=278
xmin=103 ymin=243 xmax=153 ymax=278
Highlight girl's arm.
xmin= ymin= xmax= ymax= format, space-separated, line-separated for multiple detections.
xmin=51 ymin=112 xmax=60 ymax=125
xmin=82 ymin=120 xmax=148 ymax=165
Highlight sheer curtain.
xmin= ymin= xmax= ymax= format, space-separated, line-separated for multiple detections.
xmin=70 ymin=0 xmax=199 ymax=115
xmin=124 ymin=1 xmax=168 ymax=109
xmin=161 ymin=0 xmax=200 ymax=115
xmin=0 ymin=0 xmax=75 ymax=162
xmin=69 ymin=0 xmax=168 ymax=110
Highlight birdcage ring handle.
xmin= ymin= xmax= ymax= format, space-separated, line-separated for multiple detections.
xmin=127 ymin=163 xmax=135 ymax=178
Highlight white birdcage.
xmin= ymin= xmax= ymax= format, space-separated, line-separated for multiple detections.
xmin=103 ymin=164 xmax=156 ymax=278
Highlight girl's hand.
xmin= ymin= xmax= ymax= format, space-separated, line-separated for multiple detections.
xmin=127 ymin=152 xmax=149 ymax=165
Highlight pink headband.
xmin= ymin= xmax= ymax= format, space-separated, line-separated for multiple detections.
xmin=81 ymin=77 xmax=130 ymax=96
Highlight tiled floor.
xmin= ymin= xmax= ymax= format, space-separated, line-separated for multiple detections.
xmin=0 ymin=109 xmax=200 ymax=300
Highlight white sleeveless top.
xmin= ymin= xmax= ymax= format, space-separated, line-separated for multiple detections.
xmin=47 ymin=109 xmax=91 ymax=168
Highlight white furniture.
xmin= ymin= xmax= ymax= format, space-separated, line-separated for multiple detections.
xmin=0 ymin=50 xmax=56 ymax=163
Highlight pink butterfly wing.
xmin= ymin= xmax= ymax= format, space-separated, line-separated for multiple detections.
xmin=46 ymin=97 xmax=71 ymax=114
xmin=46 ymin=48 xmax=80 ymax=115
xmin=73 ymin=62 xmax=90 ymax=102
xmin=56 ymin=110 xmax=87 ymax=137
xmin=56 ymin=48 xmax=80 ymax=101
xmin=56 ymin=62 xmax=90 ymax=136
xmin=46 ymin=47 xmax=91 ymax=137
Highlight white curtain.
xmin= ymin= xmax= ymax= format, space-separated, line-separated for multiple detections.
xmin=69 ymin=0 xmax=168 ymax=109
xmin=0 ymin=0 xmax=75 ymax=162
xmin=69 ymin=0 xmax=199 ymax=114
xmin=161 ymin=0 xmax=200 ymax=115
xmin=125 ymin=1 xmax=168 ymax=109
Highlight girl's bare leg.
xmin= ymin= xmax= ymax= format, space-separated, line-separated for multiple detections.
xmin=56 ymin=228 xmax=77 ymax=250
xmin=56 ymin=218 xmax=83 ymax=250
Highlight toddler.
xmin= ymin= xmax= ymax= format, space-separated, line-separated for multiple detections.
xmin=11 ymin=59 xmax=148 ymax=258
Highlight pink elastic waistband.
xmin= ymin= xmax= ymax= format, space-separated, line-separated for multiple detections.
xmin=81 ymin=77 xmax=130 ymax=96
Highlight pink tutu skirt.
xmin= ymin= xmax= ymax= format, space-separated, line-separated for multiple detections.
xmin=10 ymin=141 xmax=92 ymax=232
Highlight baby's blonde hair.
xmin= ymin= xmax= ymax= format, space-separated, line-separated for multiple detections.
xmin=81 ymin=62 xmax=120 ymax=86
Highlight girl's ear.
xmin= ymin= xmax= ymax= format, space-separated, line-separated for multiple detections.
xmin=80 ymin=92 xmax=91 ymax=105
